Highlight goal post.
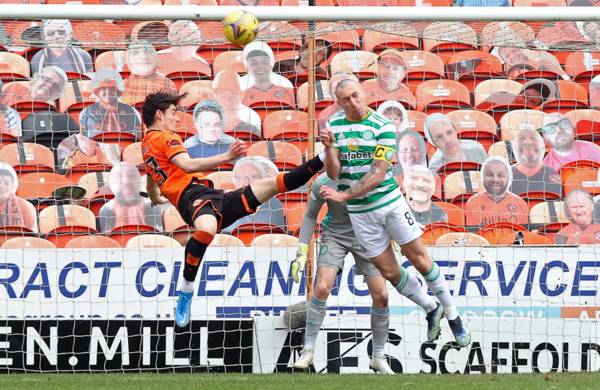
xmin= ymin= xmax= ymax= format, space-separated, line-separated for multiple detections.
xmin=0 ymin=5 xmax=600 ymax=375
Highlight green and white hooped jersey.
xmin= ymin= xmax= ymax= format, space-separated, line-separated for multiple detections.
xmin=329 ymin=109 xmax=402 ymax=213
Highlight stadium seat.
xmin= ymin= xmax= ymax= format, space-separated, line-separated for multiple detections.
xmin=195 ymin=22 xmax=240 ymax=64
xmin=206 ymin=171 xmax=235 ymax=192
xmin=473 ymin=79 xmax=527 ymax=123
xmin=178 ymin=80 xmax=216 ymax=110
xmin=252 ymin=22 xmax=302 ymax=52
xmin=565 ymin=109 xmax=600 ymax=144
xmin=361 ymin=79 xmax=417 ymax=110
xmin=94 ymin=50 xmax=129 ymax=78
xmin=433 ymin=201 xmax=465 ymax=226
xmin=21 ymin=112 xmax=80 ymax=151
xmin=297 ymin=80 xmax=334 ymax=113
xmin=156 ymin=51 xmax=212 ymax=90
xmin=435 ymin=161 xmax=482 ymax=176
xmin=282 ymin=201 xmax=306 ymax=236
xmin=59 ymin=79 xmax=95 ymax=122
xmin=3 ymin=81 xmax=57 ymax=119
xmin=78 ymin=171 xmax=113 ymax=216
xmin=537 ymin=23 xmax=587 ymax=65
xmin=415 ymin=79 xmax=472 ymax=113
xmin=396 ymin=50 xmax=445 ymax=94
xmin=72 ymin=21 xmax=127 ymax=51
xmin=209 ymin=233 xmax=245 ymax=247
xmin=422 ymin=22 xmax=478 ymax=62
xmin=251 ymin=233 xmax=299 ymax=247
xmin=247 ymin=141 xmax=303 ymax=170
xmin=443 ymin=170 xmax=481 ymax=207
xmin=212 ymin=51 xmax=246 ymax=76
xmin=405 ymin=109 xmax=427 ymax=135
xmin=529 ymin=200 xmax=569 ymax=236
xmin=174 ymin=111 xmax=196 ymax=141
xmin=65 ymin=235 xmax=121 ymax=249
xmin=499 ymin=109 xmax=545 ymax=141
xmin=314 ymin=23 xmax=361 ymax=52
xmin=93 ymin=131 xmax=138 ymax=151
xmin=479 ymin=22 xmax=536 ymax=52
xmin=540 ymin=80 xmax=589 ymax=114
xmin=421 ymin=223 xmax=466 ymax=245
xmin=562 ymin=168 xmax=600 ymax=196
xmin=488 ymin=140 xmax=517 ymax=164
xmin=0 ymin=142 xmax=55 ymax=176
xmin=126 ymin=234 xmax=181 ymax=249
xmin=495 ymin=230 xmax=551 ymax=245
xmin=163 ymin=205 xmax=190 ymax=245
xmin=1 ymin=236 xmax=55 ymax=249
xmin=329 ymin=51 xmax=379 ymax=80
xmin=38 ymin=204 xmax=97 ymax=248
xmin=435 ymin=232 xmax=490 ymax=246
xmin=130 ymin=21 xmax=169 ymax=50
xmin=362 ymin=23 xmax=420 ymax=53
xmin=109 ymin=224 xmax=158 ymax=247
xmin=445 ymin=50 xmax=504 ymax=92
xmin=0 ymin=52 xmax=30 ymax=80
xmin=263 ymin=110 xmax=309 ymax=154
xmin=16 ymin=172 xmax=72 ymax=203
xmin=564 ymin=51 xmax=600 ymax=88
xmin=477 ymin=221 xmax=528 ymax=245
xmin=64 ymin=161 xmax=113 ymax=184
xmin=231 ymin=223 xmax=287 ymax=246
xmin=447 ymin=109 xmax=498 ymax=150
xmin=122 ymin=142 xmax=144 ymax=169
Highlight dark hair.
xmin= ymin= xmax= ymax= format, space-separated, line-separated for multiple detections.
xmin=141 ymin=91 xmax=187 ymax=128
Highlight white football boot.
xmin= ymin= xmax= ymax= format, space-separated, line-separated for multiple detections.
xmin=369 ymin=356 xmax=394 ymax=374
xmin=293 ymin=349 xmax=314 ymax=370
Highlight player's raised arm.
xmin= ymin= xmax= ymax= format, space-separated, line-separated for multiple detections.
xmin=146 ymin=174 xmax=169 ymax=206
xmin=170 ymin=140 xmax=247 ymax=173
xmin=321 ymin=127 xmax=340 ymax=179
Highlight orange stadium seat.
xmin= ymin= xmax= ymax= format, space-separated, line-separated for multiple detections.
xmin=529 ymin=200 xmax=569 ymax=239
xmin=64 ymin=162 xmax=112 ymax=184
xmin=231 ymin=223 xmax=287 ymax=246
xmin=1 ymin=236 xmax=56 ymax=249
xmin=564 ymin=51 xmax=600 ymax=88
xmin=362 ymin=24 xmax=420 ymax=53
xmin=126 ymin=234 xmax=181 ymax=249
xmin=209 ymin=234 xmax=245 ymax=247
xmin=443 ymin=170 xmax=481 ymax=207
xmin=435 ymin=160 xmax=482 ymax=176
xmin=94 ymin=50 xmax=129 ymax=78
xmin=297 ymin=80 xmax=334 ymax=113
xmin=566 ymin=109 xmax=600 ymax=144
xmin=59 ymin=79 xmax=95 ymax=122
xmin=495 ymin=230 xmax=551 ymax=245
xmin=263 ymin=110 xmax=310 ymax=154
xmin=473 ymin=79 xmax=527 ymax=122
xmin=315 ymin=23 xmax=361 ymax=53
xmin=415 ymin=79 xmax=472 ymax=113
xmin=163 ymin=205 xmax=190 ymax=245
xmin=16 ymin=172 xmax=72 ymax=203
xmin=479 ymin=22 xmax=536 ymax=52
xmin=477 ymin=221 xmax=528 ymax=245
xmin=329 ymin=51 xmax=379 ymax=80
xmin=422 ymin=22 xmax=478 ymax=62
xmin=405 ymin=109 xmax=427 ymax=135
xmin=3 ymin=81 xmax=56 ymax=119
xmin=447 ymin=109 xmax=498 ymax=150
xmin=0 ymin=142 xmax=54 ymax=176
xmin=130 ymin=21 xmax=169 ymax=51
xmin=109 ymin=224 xmax=158 ymax=247
xmin=175 ymin=111 xmax=197 ymax=141
xmin=251 ymin=233 xmax=299 ymax=247
xmin=156 ymin=51 xmax=212 ymax=90
xmin=65 ymin=235 xmax=121 ymax=249
xmin=421 ymin=223 xmax=466 ymax=245
xmin=39 ymin=204 xmax=97 ymax=248
xmin=562 ymin=168 xmax=600 ymax=196
xmin=445 ymin=50 xmax=504 ymax=92
xmin=212 ymin=51 xmax=246 ymax=76
xmin=540 ymin=80 xmax=589 ymax=114
xmin=78 ymin=171 xmax=113 ymax=216
xmin=247 ymin=141 xmax=303 ymax=170
xmin=179 ymin=80 xmax=215 ymax=110
xmin=206 ymin=171 xmax=235 ymax=192
xmin=0 ymin=52 xmax=30 ymax=80
xmin=396 ymin=50 xmax=445 ymax=94
xmin=499 ymin=109 xmax=545 ymax=141
xmin=488 ymin=141 xmax=516 ymax=163
xmin=72 ymin=21 xmax=127 ymax=51
xmin=283 ymin=201 xmax=306 ymax=236
xmin=435 ymin=232 xmax=490 ymax=246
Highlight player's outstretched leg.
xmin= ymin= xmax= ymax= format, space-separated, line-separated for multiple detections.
xmin=366 ymin=276 xmax=393 ymax=374
xmin=371 ymin=245 xmax=443 ymax=342
xmin=402 ymin=238 xmax=471 ymax=347
xmin=294 ymin=267 xmax=337 ymax=370
xmin=175 ymin=214 xmax=217 ymax=328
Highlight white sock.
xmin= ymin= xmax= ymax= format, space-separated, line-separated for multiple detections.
xmin=370 ymin=306 xmax=389 ymax=359
xmin=422 ymin=263 xmax=458 ymax=320
xmin=180 ymin=279 xmax=194 ymax=293
xmin=395 ymin=267 xmax=437 ymax=313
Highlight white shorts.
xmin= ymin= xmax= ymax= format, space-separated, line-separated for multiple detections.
xmin=348 ymin=198 xmax=422 ymax=258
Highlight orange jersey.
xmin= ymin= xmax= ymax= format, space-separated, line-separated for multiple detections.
xmin=465 ymin=192 xmax=529 ymax=226
xmin=556 ymin=224 xmax=600 ymax=245
xmin=141 ymin=129 xmax=204 ymax=207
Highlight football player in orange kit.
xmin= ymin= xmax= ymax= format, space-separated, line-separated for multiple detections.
xmin=141 ymin=92 xmax=325 ymax=327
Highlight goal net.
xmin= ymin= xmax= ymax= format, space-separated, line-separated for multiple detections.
xmin=0 ymin=7 xmax=600 ymax=374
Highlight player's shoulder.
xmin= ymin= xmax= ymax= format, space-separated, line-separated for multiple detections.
xmin=367 ymin=110 xmax=393 ymax=129
xmin=328 ymin=111 xmax=347 ymax=126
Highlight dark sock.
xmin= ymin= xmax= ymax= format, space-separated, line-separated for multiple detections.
xmin=183 ymin=231 xmax=213 ymax=282
xmin=276 ymin=155 xmax=324 ymax=192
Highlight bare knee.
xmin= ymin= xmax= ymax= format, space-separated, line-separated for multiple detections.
xmin=370 ymin=286 xmax=388 ymax=308
xmin=193 ymin=214 xmax=218 ymax=236
xmin=313 ymin=281 xmax=332 ymax=301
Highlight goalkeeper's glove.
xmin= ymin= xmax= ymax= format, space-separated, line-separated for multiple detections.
xmin=291 ymin=243 xmax=309 ymax=283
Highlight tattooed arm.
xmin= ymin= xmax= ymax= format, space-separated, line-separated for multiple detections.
xmin=320 ymin=159 xmax=389 ymax=202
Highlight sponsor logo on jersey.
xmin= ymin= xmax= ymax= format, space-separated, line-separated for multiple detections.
xmin=347 ymin=138 xmax=359 ymax=151
xmin=340 ymin=151 xmax=371 ymax=160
